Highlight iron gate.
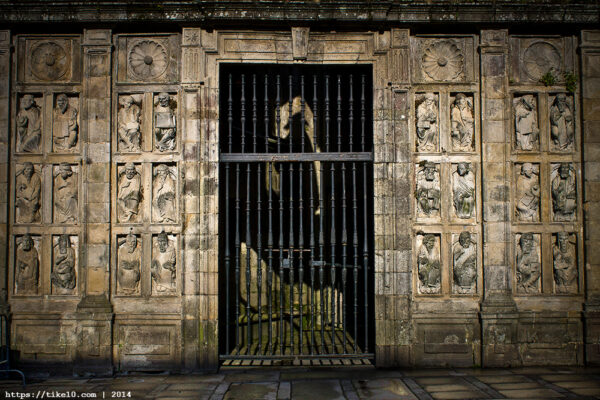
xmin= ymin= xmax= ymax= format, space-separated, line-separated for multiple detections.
xmin=218 ymin=64 xmax=374 ymax=364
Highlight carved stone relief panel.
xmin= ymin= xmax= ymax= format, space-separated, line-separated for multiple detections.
xmin=416 ymin=233 xmax=441 ymax=294
xmin=17 ymin=36 xmax=81 ymax=83
xmin=117 ymin=163 xmax=143 ymax=223
xmin=513 ymin=94 xmax=540 ymax=151
xmin=415 ymin=93 xmax=439 ymax=152
xmin=415 ymin=162 xmax=440 ymax=219
xmin=51 ymin=234 xmax=78 ymax=295
xmin=152 ymin=164 xmax=177 ymax=223
xmin=452 ymin=162 xmax=475 ymax=220
xmin=117 ymin=232 xmax=141 ymax=296
xmin=452 ymin=232 xmax=477 ymax=294
xmin=16 ymin=93 xmax=43 ymax=154
xmin=153 ymin=93 xmax=177 ymax=152
xmin=117 ymin=94 xmax=143 ymax=153
xmin=449 ymin=93 xmax=475 ymax=152
xmin=52 ymin=93 xmax=79 ymax=153
xmin=15 ymin=162 xmax=42 ymax=224
xmin=509 ymin=37 xmax=574 ymax=85
xmin=553 ymin=232 xmax=577 ymax=294
xmin=116 ymin=35 xmax=179 ymax=83
xmin=515 ymin=163 xmax=541 ymax=222
xmin=515 ymin=233 xmax=541 ymax=294
xmin=549 ymin=93 xmax=575 ymax=152
xmin=53 ymin=163 xmax=78 ymax=224
xmin=551 ymin=162 xmax=576 ymax=222
xmin=151 ymin=232 xmax=177 ymax=295
xmin=14 ymin=234 xmax=40 ymax=295
xmin=412 ymin=36 xmax=475 ymax=83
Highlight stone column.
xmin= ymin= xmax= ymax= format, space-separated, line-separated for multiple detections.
xmin=581 ymin=30 xmax=600 ymax=365
xmin=74 ymin=29 xmax=113 ymax=376
xmin=0 ymin=30 xmax=10 ymax=315
xmin=479 ymin=30 xmax=519 ymax=367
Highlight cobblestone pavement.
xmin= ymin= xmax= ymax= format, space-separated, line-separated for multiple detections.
xmin=2 ymin=366 xmax=600 ymax=399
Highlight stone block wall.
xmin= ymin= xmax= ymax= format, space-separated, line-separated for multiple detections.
xmin=0 ymin=26 xmax=597 ymax=372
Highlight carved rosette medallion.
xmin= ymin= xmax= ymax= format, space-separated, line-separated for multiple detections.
xmin=128 ymin=40 xmax=169 ymax=80
xmin=422 ymin=40 xmax=464 ymax=81
xmin=523 ymin=42 xmax=561 ymax=82
xmin=30 ymin=41 xmax=69 ymax=81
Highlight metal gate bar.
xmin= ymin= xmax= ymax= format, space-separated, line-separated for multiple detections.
xmin=220 ymin=65 xmax=373 ymax=361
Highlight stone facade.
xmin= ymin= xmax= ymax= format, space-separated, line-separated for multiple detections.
xmin=0 ymin=2 xmax=599 ymax=373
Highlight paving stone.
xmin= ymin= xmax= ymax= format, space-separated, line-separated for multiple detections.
xmin=570 ymin=387 xmax=600 ymax=396
xmin=422 ymin=384 xmax=472 ymax=392
xmin=353 ymin=378 xmax=417 ymax=399
xmin=550 ymin=380 xmax=600 ymax=389
xmin=223 ymin=382 xmax=278 ymax=400
xmin=414 ymin=377 xmax=459 ymax=385
xmin=540 ymin=374 xmax=590 ymax=382
xmin=292 ymin=379 xmax=345 ymax=400
xmin=224 ymin=370 xmax=280 ymax=383
xmin=430 ymin=390 xmax=487 ymax=400
xmin=155 ymin=389 xmax=214 ymax=398
xmin=167 ymin=382 xmax=220 ymax=390
xmin=477 ymin=375 xmax=529 ymax=384
xmin=277 ymin=381 xmax=291 ymax=399
xmin=498 ymin=388 xmax=564 ymax=398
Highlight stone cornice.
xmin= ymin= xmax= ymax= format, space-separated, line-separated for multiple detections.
xmin=0 ymin=1 xmax=599 ymax=25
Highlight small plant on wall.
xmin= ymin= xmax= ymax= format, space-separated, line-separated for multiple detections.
xmin=539 ymin=68 xmax=578 ymax=94
xmin=539 ymin=68 xmax=557 ymax=86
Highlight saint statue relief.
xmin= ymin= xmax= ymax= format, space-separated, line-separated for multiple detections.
xmin=514 ymin=95 xmax=539 ymax=151
xmin=117 ymin=163 xmax=142 ymax=223
xmin=553 ymin=232 xmax=577 ymax=294
xmin=118 ymin=95 xmax=141 ymax=152
xmin=15 ymin=234 xmax=39 ymax=295
xmin=453 ymin=232 xmax=477 ymax=294
xmin=51 ymin=235 xmax=76 ymax=294
xmin=516 ymin=233 xmax=541 ymax=294
xmin=551 ymin=163 xmax=576 ymax=221
xmin=154 ymin=92 xmax=176 ymax=151
xmin=54 ymin=163 xmax=78 ymax=223
xmin=450 ymin=93 xmax=474 ymax=152
xmin=17 ymin=94 xmax=42 ymax=153
xmin=416 ymin=93 xmax=438 ymax=152
xmin=53 ymin=94 xmax=78 ymax=151
xmin=550 ymin=93 xmax=574 ymax=152
xmin=15 ymin=162 xmax=41 ymax=223
xmin=452 ymin=162 xmax=475 ymax=219
xmin=515 ymin=163 xmax=540 ymax=222
xmin=152 ymin=232 xmax=176 ymax=294
xmin=416 ymin=162 xmax=440 ymax=218
xmin=417 ymin=234 xmax=441 ymax=294
xmin=153 ymin=164 xmax=176 ymax=223
xmin=118 ymin=232 xmax=141 ymax=295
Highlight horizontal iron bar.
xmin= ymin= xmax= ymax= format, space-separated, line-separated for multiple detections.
xmin=220 ymin=152 xmax=373 ymax=162
xmin=220 ymin=354 xmax=374 ymax=360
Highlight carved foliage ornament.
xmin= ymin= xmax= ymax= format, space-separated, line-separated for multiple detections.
xmin=128 ymin=40 xmax=169 ymax=80
xmin=422 ymin=40 xmax=464 ymax=81
xmin=523 ymin=42 xmax=561 ymax=82
xmin=30 ymin=41 xmax=69 ymax=81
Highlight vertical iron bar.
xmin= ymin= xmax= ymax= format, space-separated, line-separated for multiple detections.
xmin=325 ymin=75 xmax=330 ymax=152
xmin=352 ymin=162 xmax=358 ymax=353
xmin=330 ymin=162 xmax=336 ymax=354
xmin=257 ymin=163 xmax=263 ymax=353
xmin=246 ymin=164 xmax=252 ymax=353
xmin=337 ymin=74 xmax=342 ymax=152
xmin=341 ymin=161 xmax=347 ymax=354
xmin=298 ymin=163 xmax=304 ymax=354
xmin=241 ymin=74 xmax=246 ymax=153
xmin=277 ymin=75 xmax=281 ymax=153
xmin=279 ymin=162 xmax=284 ymax=355
xmin=225 ymin=74 xmax=233 ymax=355
xmin=265 ymin=75 xmax=274 ymax=353
xmin=288 ymin=74 xmax=295 ymax=354
xmin=235 ymin=163 xmax=241 ymax=350
xmin=361 ymin=74 xmax=366 ymax=152
xmin=363 ymin=162 xmax=369 ymax=353
xmin=301 ymin=75 xmax=305 ymax=153
xmin=289 ymin=75 xmax=293 ymax=153
xmin=309 ymin=162 xmax=315 ymax=355
xmin=321 ymin=75 xmax=329 ymax=353
xmin=348 ymin=75 xmax=355 ymax=353
xmin=228 ymin=74 xmax=233 ymax=153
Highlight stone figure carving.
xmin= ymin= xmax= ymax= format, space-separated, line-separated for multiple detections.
xmin=551 ymin=163 xmax=576 ymax=221
xmin=30 ymin=41 xmax=69 ymax=81
xmin=417 ymin=234 xmax=441 ymax=294
xmin=422 ymin=40 xmax=464 ymax=81
xmin=553 ymin=232 xmax=577 ymax=294
xmin=51 ymin=235 xmax=76 ymax=294
xmin=416 ymin=93 xmax=438 ymax=152
xmin=153 ymin=164 xmax=176 ymax=223
xmin=550 ymin=93 xmax=574 ymax=151
xmin=515 ymin=163 xmax=540 ymax=222
xmin=453 ymin=232 xmax=477 ymax=294
xmin=15 ymin=162 xmax=41 ymax=223
xmin=53 ymin=94 xmax=78 ymax=151
xmin=16 ymin=94 xmax=42 ymax=153
xmin=128 ymin=40 xmax=169 ymax=80
xmin=118 ymin=163 xmax=142 ymax=223
xmin=514 ymin=95 xmax=539 ymax=151
xmin=416 ymin=162 xmax=440 ymax=218
xmin=54 ymin=163 xmax=78 ymax=223
xmin=154 ymin=92 xmax=176 ymax=151
xmin=452 ymin=162 xmax=475 ymax=219
xmin=450 ymin=93 xmax=474 ymax=152
xmin=152 ymin=232 xmax=176 ymax=294
xmin=118 ymin=95 xmax=142 ymax=152
xmin=516 ymin=233 xmax=541 ymax=294
xmin=15 ymin=234 xmax=39 ymax=295
xmin=117 ymin=232 xmax=141 ymax=295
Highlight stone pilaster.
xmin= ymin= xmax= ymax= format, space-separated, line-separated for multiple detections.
xmin=479 ymin=29 xmax=519 ymax=367
xmin=74 ymin=29 xmax=113 ymax=376
xmin=581 ymin=30 xmax=600 ymax=365
xmin=0 ymin=30 xmax=10 ymax=315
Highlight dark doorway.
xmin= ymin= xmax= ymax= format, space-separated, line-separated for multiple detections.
xmin=218 ymin=64 xmax=374 ymax=365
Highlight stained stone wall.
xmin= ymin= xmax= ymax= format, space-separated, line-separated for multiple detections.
xmin=0 ymin=23 xmax=598 ymax=372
